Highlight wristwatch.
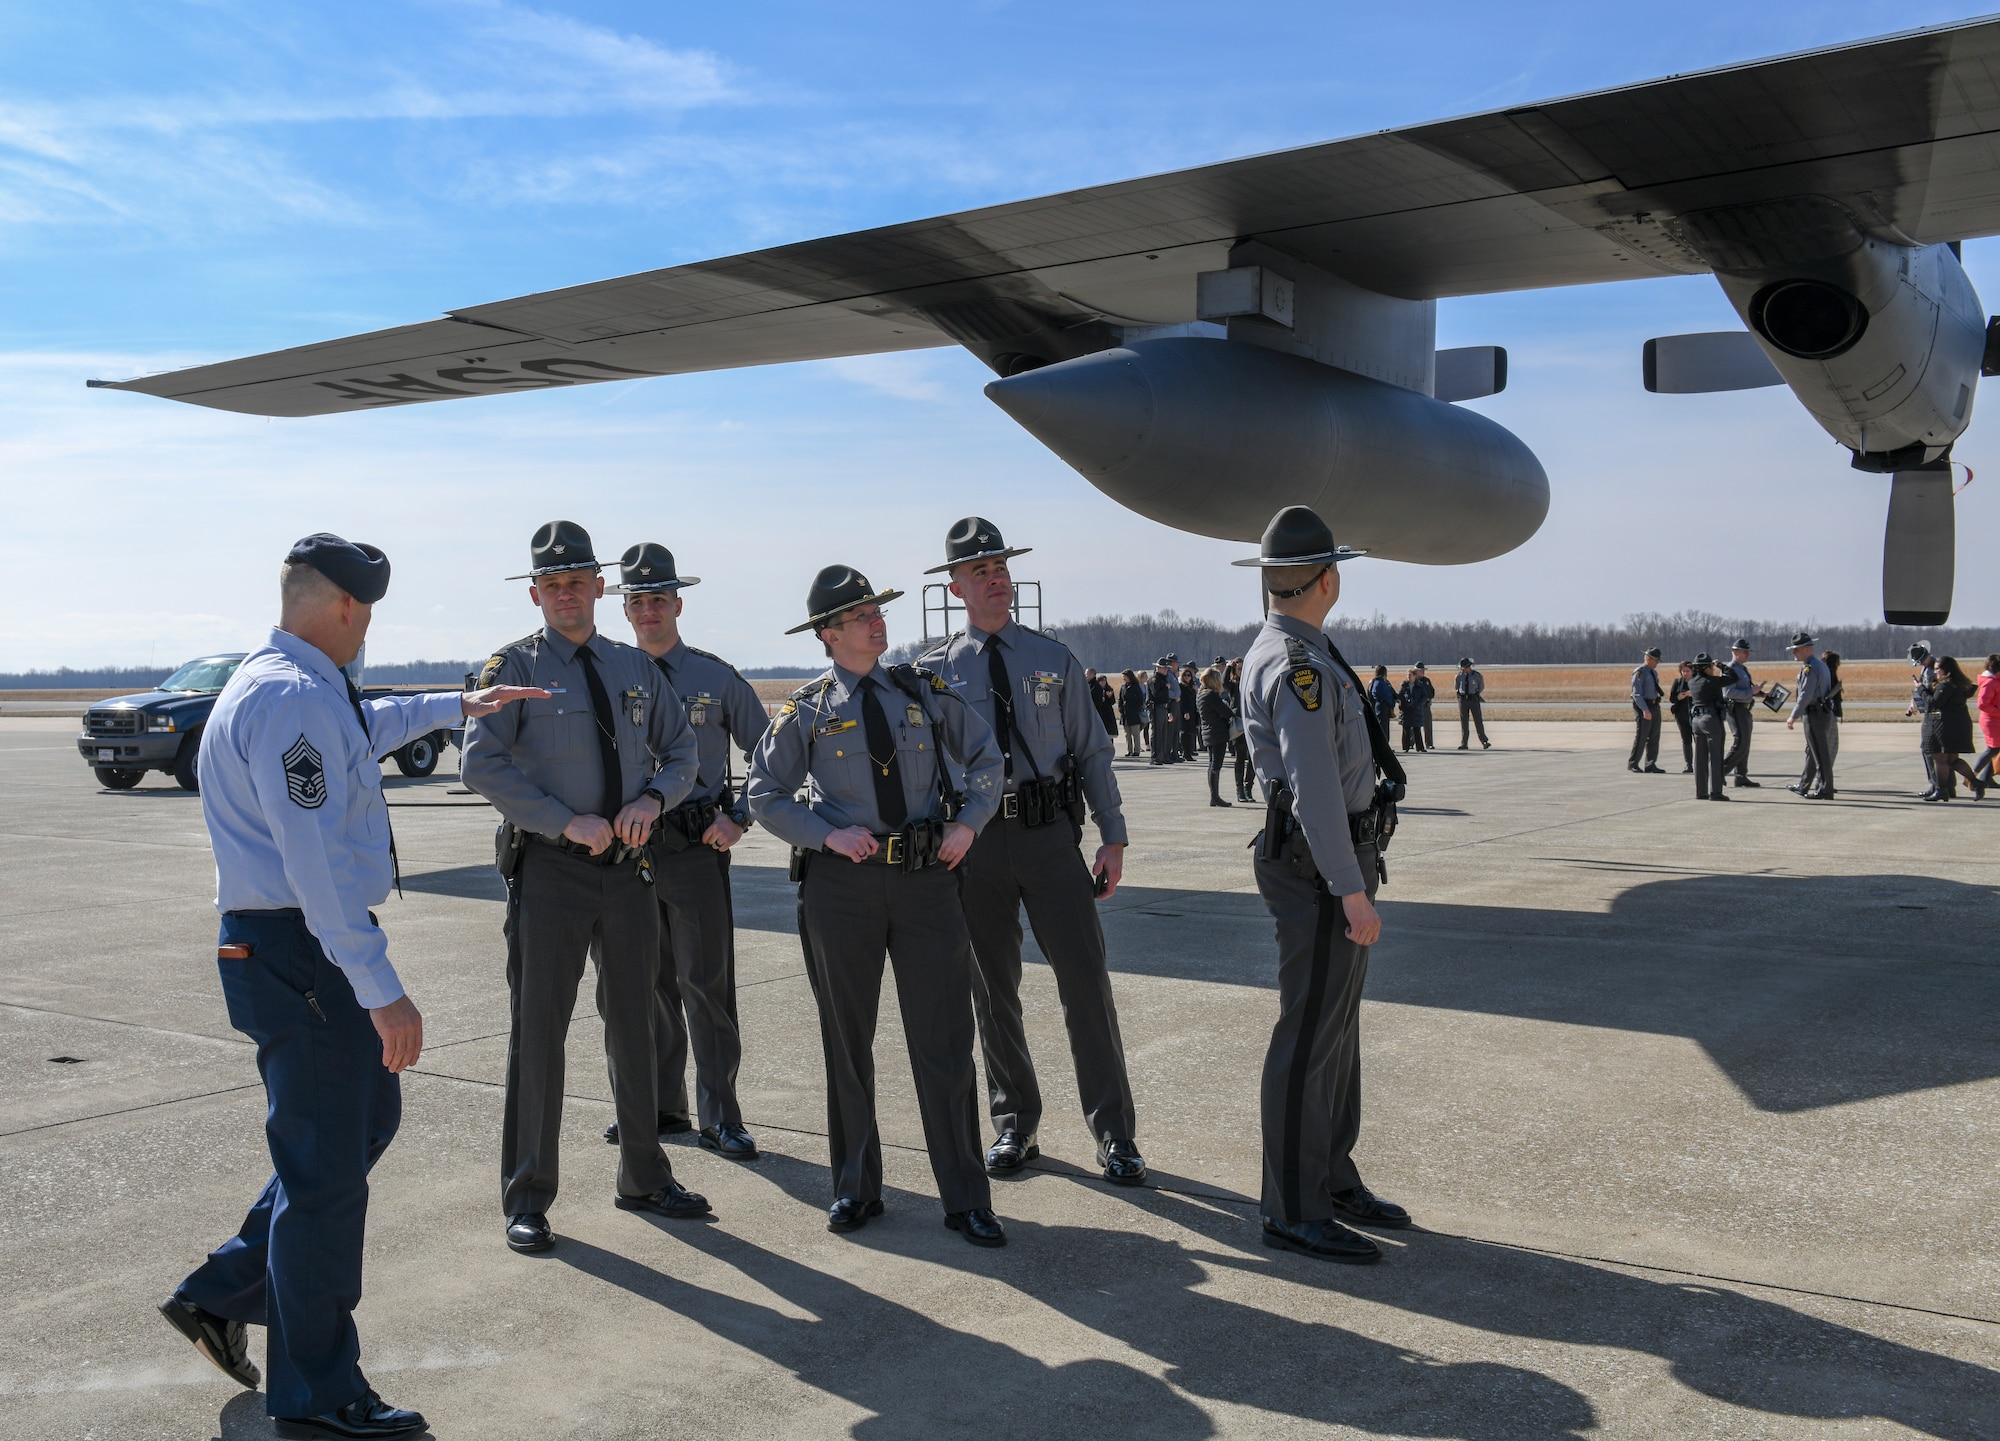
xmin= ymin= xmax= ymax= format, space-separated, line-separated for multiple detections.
xmin=641 ymin=786 xmax=667 ymax=809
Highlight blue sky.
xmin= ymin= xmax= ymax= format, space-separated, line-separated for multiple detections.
xmin=2 ymin=0 xmax=1995 ymax=668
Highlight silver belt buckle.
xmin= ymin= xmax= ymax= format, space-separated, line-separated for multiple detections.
xmin=1001 ymin=793 xmax=1020 ymax=820
xmin=882 ymin=833 xmax=904 ymax=867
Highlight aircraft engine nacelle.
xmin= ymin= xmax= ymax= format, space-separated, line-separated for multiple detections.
xmin=1714 ymin=236 xmax=1986 ymax=471
xmin=982 ymin=338 xmax=1550 ymax=563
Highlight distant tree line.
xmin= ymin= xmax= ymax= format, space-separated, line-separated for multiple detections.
xmin=7 ymin=611 xmax=1996 ymax=691
xmin=896 ymin=608 xmax=2000 ymax=673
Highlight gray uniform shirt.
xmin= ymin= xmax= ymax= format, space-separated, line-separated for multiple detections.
xmin=1790 ymin=654 xmax=1833 ymax=719
xmin=648 ymin=638 xmax=768 ymax=817
xmin=1631 ymin=664 xmax=1663 ymax=707
xmin=1241 ymin=613 xmax=1374 ymax=897
xmin=1724 ymin=660 xmax=1757 ymax=704
xmin=745 ymin=662 xmax=1003 ymax=851
xmin=1455 ymin=668 xmax=1485 ymax=698
xmin=919 ymin=620 xmax=1128 ymax=845
xmin=464 ymin=626 xmax=698 ymax=839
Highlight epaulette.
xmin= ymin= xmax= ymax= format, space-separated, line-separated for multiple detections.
xmin=775 ymin=674 xmax=834 ymax=728
xmin=900 ymin=663 xmax=952 ymax=695
xmin=686 ymin=644 xmax=750 ymax=685
xmin=477 ymin=631 xmax=542 ymax=687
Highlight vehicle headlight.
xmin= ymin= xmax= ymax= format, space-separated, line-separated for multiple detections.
xmin=146 ymin=716 xmax=177 ymax=732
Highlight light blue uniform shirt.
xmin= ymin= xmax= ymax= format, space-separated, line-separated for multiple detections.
xmin=199 ymin=627 xmax=464 ymax=1009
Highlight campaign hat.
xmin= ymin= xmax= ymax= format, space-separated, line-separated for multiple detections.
xmin=1230 ymin=505 xmax=1368 ymax=568
xmin=1644 ymin=646 xmax=1663 ymax=659
xmin=925 ymin=517 xmax=1033 ymax=575
xmin=1693 ymin=652 xmax=1718 ymax=668
xmin=1908 ymin=641 xmax=1931 ymax=660
xmin=1731 ymin=637 xmax=1751 ymax=652
xmin=287 ymin=533 xmax=390 ymax=604
xmin=1789 ymin=631 xmax=1816 ymax=648
xmin=1458 ymin=657 xmax=1473 ymax=668
xmin=508 ymin=520 xmax=604 ymax=580
xmin=612 ymin=542 xmax=699 ymax=593
xmin=786 ymin=565 xmax=903 ymax=635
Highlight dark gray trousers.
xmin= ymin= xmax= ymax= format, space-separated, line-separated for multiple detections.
xmin=1693 ymin=712 xmax=1726 ymax=797
xmin=1418 ymin=702 xmax=1435 ymax=748
xmin=1253 ymin=849 xmax=1376 ymax=1223
xmin=1150 ymin=705 xmax=1174 ymax=762
xmin=1723 ymin=702 xmax=1754 ymax=778
xmin=1797 ymin=710 xmax=1836 ymax=795
xmin=800 ymin=858 xmax=990 ymax=1214
xmin=960 ymin=814 xmax=1137 ymax=1146
xmin=1458 ymin=696 xmax=1488 ymax=745
xmin=596 ymin=844 xmax=742 ymax=1130
xmin=502 ymin=844 xmax=673 ymax=1215
xmin=1628 ymin=703 xmax=1661 ymax=767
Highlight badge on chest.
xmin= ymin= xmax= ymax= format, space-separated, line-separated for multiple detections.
xmin=621 ymin=687 xmax=649 ymax=725
xmin=905 ymin=702 xmax=926 ymax=727
xmin=1027 ymin=669 xmax=1061 ymax=709
xmin=683 ymin=691 xmax=721 ymax=726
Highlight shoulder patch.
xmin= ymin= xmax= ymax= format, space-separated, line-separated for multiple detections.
xmin=928 ymin=672 xmax=948 ymax=693
xmin=282 ymin=734 xmax=328 ymax=808
xmin=479 ymin=631 xmax=540 ymax=687
xmin=1288 ymin=666 xmax=1324 ymax=712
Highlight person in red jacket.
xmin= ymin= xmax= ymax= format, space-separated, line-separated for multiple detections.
xmin=1974 ymin=653 xmax=2000 ymax=787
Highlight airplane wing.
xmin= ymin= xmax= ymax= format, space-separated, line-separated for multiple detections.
xmin=94 ymin=16 xmax=2000 ymax=418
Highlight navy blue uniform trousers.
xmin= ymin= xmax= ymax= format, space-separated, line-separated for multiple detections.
xmin=177 ymin=910 xmax=398 ymax=1418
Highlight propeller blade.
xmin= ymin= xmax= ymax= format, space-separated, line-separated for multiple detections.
xmin=1642 ymin=331 xmax=1782 ymax=393
xmin=1883 ymin=463 xmax=1955 ymax=625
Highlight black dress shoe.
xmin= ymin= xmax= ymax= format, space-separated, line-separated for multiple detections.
xmin=984 ymin=1129 xmax=1039 ymax=1176
xmin=699 ymin=1122 xmax=759 ymax=1160
xmin=1642 ymin=765 xmax=1665 ymax=774
xmin=1261 ymin=1215 xmax=1380 ymax=1264
xmin=157 ymin=1294 xmax=259 ymax=1389
xmin=1097 ymin=1138 xmax=1148 ymax=1186
xmin=275 ymin=1389 xmax=427 ymax=1440
xmin=604 ymin=1114 xmax=693 ymax=1145
xmin=1709 ymin=792 xmax=1730 ymax=801
xmin=1627 ymin=764 xmax=1641 ymax=773
xmin=1734 ymin=777 xmax=1761 ymax=788
xmin=505 ymin=1212 xmax=552 ymax=1253
xmin=1330 ymin=1184 xmax=1411 ymax=1230
xmin=945 ymin=1208 xmax=1007 ymax=1247
xmin=827 ymin=1196 xmax=884 ymax=1233
xmin=615 ymin=1180 xmax=712 ymax=1219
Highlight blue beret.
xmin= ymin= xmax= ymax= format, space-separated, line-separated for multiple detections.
xmin=287 ymin=533 xmax=390 ymax=604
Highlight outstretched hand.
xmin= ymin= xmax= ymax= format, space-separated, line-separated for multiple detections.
xmin=461 ymin=685 xmax=550 ymax=717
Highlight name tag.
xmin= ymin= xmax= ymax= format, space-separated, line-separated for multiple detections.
xmin=817 ymin=718 xmax=859 ymax=737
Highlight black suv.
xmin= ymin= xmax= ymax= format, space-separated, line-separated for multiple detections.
xmin=79 ymin=654 xmax=244 ymax=791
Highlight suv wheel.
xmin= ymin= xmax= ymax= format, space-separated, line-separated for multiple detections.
xmin=173 ymin=730 xmax=203 ymax=792
xmin=95 ymin=767 xmax=144 ymax=790
xmin=394 ymin=733 xmax=441 ymax=778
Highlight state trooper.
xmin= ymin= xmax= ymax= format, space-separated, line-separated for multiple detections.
xmin=462 ymin=521 xmax=705 ymax=1257
xmin=1628 ymin=647 xmax=1665 ymax=773
xmin=1784 ymin=631 xmax=1836 ymax=799
xmin=1412 ymin=663 xmax=1436 ymax=749
xmin=1686 ymin=653 xmax=1733 ymax=801
xmin=161 ymin=534 xmax=539 ymax=1440
xmin=1148 ymin=656 xmax=1176 ymax=764
xmin=918 ymin=518 xmax=1146 ymax=1186
xmin=1235 ymin=506 xmax=1411 ymax=1264
xmin=1454 ymin=657 xmax=1490 ymax=749
xmin=1721 ymin=639 xmax=1766 ymax=787
xmin=597 ymin=542 xmax=768 ymax=1161
xmin=745 ymin=566 xmax=1008 ymax=1245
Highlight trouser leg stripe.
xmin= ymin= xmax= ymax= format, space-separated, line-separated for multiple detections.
xmin=1281 ymin=887 xmax=1339 ymax=1221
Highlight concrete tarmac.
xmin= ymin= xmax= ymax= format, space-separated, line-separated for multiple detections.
xmin=1 ymin=716 xmax=1995 ymax=1440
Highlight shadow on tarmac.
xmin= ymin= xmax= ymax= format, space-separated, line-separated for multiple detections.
xmin=589 ymin=1151 xmax=2000 ymax=1438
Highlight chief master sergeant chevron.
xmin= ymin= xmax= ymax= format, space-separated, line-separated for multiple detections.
xmin=157 ymin=533 xmax=542 ymax=1441
xmin=1237 ymin=506 xmax=1412 ymax=1266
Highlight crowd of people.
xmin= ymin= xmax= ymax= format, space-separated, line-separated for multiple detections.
xmin=1629 ymin=637 xmax=2000 ymax=802
xmin=1085 ymin=653 xmax=1492 ymax=810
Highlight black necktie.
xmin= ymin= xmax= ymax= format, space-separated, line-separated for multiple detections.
xmin=345 ymin=676 xmax=401 ymax=896
xmin=859 ymin=677 xmax=907 ymax=831
xmin=574 ymin=643 xmax=624 ymax=821
xmin=986 ymin=638 xmax=1016 ymax=778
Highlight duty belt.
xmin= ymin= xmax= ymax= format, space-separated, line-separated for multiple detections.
xmin=852 ymin=818 xmax=950 ymax=870
xmin=529 ymin=831 xmax=646 ymax=869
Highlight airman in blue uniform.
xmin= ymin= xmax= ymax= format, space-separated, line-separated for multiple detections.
xmin=159 ymin=534 xmax=539 ymax=1441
